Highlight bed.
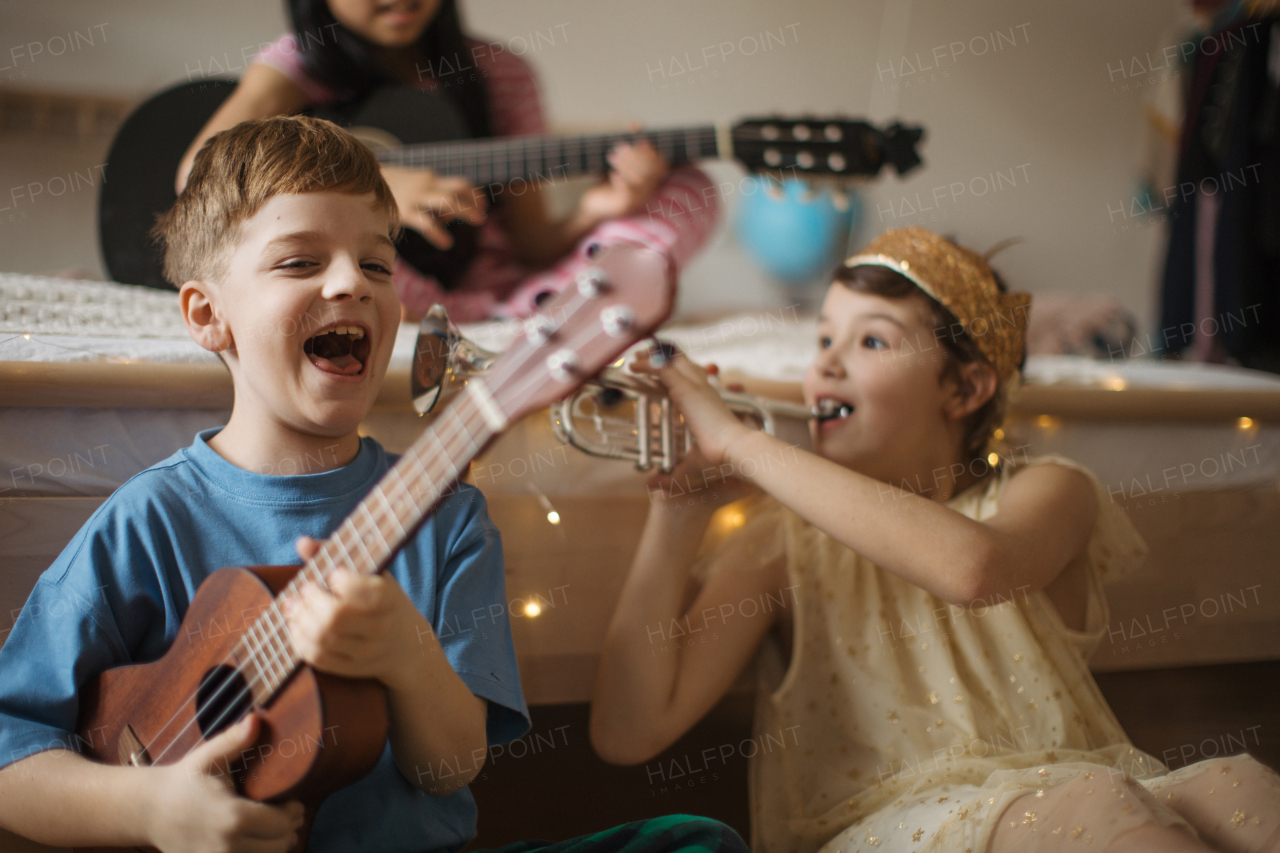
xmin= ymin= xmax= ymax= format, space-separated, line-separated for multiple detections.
xmin=3 ymin=272 xmax=1279 ymax=704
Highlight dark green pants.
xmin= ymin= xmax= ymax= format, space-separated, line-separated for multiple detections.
xmin=483 ymin=815 xmax=749 ymax=853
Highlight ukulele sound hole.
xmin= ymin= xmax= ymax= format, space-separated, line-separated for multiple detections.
xmin=196 ymin=665 xmax=254 ymax=738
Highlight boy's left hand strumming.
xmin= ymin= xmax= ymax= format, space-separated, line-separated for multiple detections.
xmin=283 ymin=536 xmax=421 ymax=692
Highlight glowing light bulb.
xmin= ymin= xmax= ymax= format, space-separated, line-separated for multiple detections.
xmin=987 ymin=452 xmax=999 ymax=467
xmin=524 ymin=601 xmax=542 ymax=617
xmin=1238 ymin=417 xmax=1255 ymax=430
xmin=546 ymin=511 xmax=561 ymax=525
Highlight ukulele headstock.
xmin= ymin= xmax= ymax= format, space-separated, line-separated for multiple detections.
xmin=478 ymin=245 xmax=676 ymax=423
xmin=730 ymin=117 xmax=925 ymax=181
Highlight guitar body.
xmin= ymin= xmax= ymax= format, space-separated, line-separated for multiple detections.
xmin=99 ymin=80 xmax=480 ymax=291
xmin=75 ymin=565 xmax=388 ymax=853
xmin=100 ymin=79 xmax=923 ymax=296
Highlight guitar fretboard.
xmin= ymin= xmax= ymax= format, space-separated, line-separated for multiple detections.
xmin=375 ymin=125 xmax=722 ymax=187
xmin=231 ymin=386 xmax=496 ymax=701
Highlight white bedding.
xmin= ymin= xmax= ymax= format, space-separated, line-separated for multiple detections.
xmin=3 ymin=271 xmax=1279 ymax=498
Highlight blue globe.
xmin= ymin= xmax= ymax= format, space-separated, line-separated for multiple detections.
xmin=734 ymin=178 xmax=859 ymax=283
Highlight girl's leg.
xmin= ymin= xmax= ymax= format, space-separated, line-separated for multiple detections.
xmin=494 ymin=165 xmax=720 ymax=319
xmin=1142 ymin=755 xmax=1280 ymax=853
xmin=988 ymin=770 xmax=1211 ymax=853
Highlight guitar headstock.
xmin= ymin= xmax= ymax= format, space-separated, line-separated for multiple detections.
xmin=478 ymin=245 xmax=675 ymax=423
xmin=730 ymin=118 xmax=925 ymax=179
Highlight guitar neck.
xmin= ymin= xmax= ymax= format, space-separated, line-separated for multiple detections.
xmin=233 ymin=385 xmax=497 ymax=700
xmin=376 ymin=125 xmax=723 ymax=186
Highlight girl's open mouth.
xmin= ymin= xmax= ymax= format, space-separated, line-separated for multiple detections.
xmin=813 ymin=397 xmax=854 ymax=423
xmin=304 ymin=325 xmax=371 ymax=377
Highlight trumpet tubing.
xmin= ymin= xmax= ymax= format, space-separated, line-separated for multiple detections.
xmin=411 ymin=303 xmax=812 ymax=474
xmin=550 ymin=367 xmax=812 ymax=473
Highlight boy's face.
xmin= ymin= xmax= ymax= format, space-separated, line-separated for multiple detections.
xmin=802 ymin=282 xmax=962 ymax=482
xmin=196 ymin=191 xmax=400 ymax=439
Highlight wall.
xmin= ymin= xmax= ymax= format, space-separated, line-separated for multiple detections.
xmin=0 ymin=0 xmax=1187 ymax=328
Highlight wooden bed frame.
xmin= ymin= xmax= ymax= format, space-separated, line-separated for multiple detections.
xmin=2 ymin=359 xmax=1278 ymax=706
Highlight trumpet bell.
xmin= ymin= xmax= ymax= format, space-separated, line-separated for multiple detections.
xmin=411 ymin=304 xmax=498 ymax=415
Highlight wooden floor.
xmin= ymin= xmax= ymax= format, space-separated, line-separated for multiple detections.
xmin=467 ymin=660 xmax=1280 ymax=848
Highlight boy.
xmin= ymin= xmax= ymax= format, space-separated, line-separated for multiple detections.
xmin=0 ymin=116 xmax=745 ymax=853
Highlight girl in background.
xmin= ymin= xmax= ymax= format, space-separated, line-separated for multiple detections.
xmin=177 ymin=0 xmax=716 ymax=321
xmin=591 ymin=226 xmax=1280 ymax=852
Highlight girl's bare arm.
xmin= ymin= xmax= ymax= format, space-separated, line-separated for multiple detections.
xmin=659 ymin=356 xmax=1097 ymax=607
xmin=590 ymin=496 xmax=787 ymax=765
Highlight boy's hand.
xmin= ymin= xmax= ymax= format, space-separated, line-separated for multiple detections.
xmin=147 ymin=714 xmax=303 ymax=853
xmin=636 ymin=348 xmax=753 ymax=467
xmin=284 ymin=537 xmax=421 ymax=692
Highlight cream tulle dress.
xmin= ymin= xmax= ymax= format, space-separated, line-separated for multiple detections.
xmin=694 ymin=454 xmax=1190 ymax=853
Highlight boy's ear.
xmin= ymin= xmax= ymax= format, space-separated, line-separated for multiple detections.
xmin=943 ymin=361 xmax=998 ymax=420
xmin=179 ymin=280 xmax=234 ymax=354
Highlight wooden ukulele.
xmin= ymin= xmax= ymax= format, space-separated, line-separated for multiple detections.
xmin=74 ymin=244 xmax=675 ymax=853
xmin=99 ymin=79 xmax=925 ymax=290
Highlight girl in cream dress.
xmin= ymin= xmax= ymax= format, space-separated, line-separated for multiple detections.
xmin=590 ymin=227 xmax=1280 ymax=853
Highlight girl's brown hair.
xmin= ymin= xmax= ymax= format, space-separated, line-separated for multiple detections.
xmin=832 ymin=263 xmax=1023 ymax=466
xmin=152 ymin=115 xmax=400 ymax=287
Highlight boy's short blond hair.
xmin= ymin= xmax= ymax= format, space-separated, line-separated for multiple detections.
xmin=153 ymin=115 xmax=400 ymax=286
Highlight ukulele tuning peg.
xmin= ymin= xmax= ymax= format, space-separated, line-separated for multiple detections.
xmin=576 ymin=267 xmax=608 ymax=298
xmin=546 ymin=349 xmax=580 ymax=382
xmin=600 ymin=305 xmax=635 ymax=338
xmin=524 ymin=315 xmax=557 ymax=345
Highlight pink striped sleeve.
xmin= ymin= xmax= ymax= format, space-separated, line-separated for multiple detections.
xmin=251 ymin=33 xmax=347 ymax=106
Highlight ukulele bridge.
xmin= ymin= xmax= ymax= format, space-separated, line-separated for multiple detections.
xmin=117 ymin=723 xmax=152 ymax=767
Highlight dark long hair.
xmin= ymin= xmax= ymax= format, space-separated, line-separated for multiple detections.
xmin=286 ymin=0 xmax=491 ymax=138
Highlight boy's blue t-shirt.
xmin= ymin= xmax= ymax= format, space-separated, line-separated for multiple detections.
xmin=0 ymin=428 xmax=530 ymax=853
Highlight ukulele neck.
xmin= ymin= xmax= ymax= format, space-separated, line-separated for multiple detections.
xmin=232 ymin=384 xmax=498 ymax=701
xmin=376 ymin=125 xmax=724 ymax=186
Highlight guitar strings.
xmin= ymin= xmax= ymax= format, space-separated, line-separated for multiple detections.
xmin=379 ymin=127 xmax=720 ymax=183
xmin=141 ymin=287 xmax=606 ymax=770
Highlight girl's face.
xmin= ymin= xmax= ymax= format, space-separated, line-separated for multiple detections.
xmin=328 ymin=0 xmax=442 ymax=48
xmin=802 ymin=282 xmax=971 ymax=486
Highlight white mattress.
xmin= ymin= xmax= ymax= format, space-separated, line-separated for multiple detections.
xmin=3 ymin=271 xmax=1280 ymax=498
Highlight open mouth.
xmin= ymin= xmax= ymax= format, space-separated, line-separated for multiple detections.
xmin=813 ymin=396 xmax=854 ymax=423
xmin=304 ymin=324 xmax=371 ymax=378
xmin=376 ymin=0 xmax=421 ymax=18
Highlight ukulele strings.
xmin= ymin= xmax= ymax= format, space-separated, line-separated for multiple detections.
xmin=142 ymin=287 xmax=605 ymax=767
xmin=141 ymin=382 xmax=493 ymax=766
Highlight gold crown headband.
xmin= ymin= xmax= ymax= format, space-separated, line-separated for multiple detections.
xmin=843 ymin=226 xmax=1031 ymax=383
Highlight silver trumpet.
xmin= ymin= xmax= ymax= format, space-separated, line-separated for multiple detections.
xmin=411 ymin=304 xmax=814 ymax=473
